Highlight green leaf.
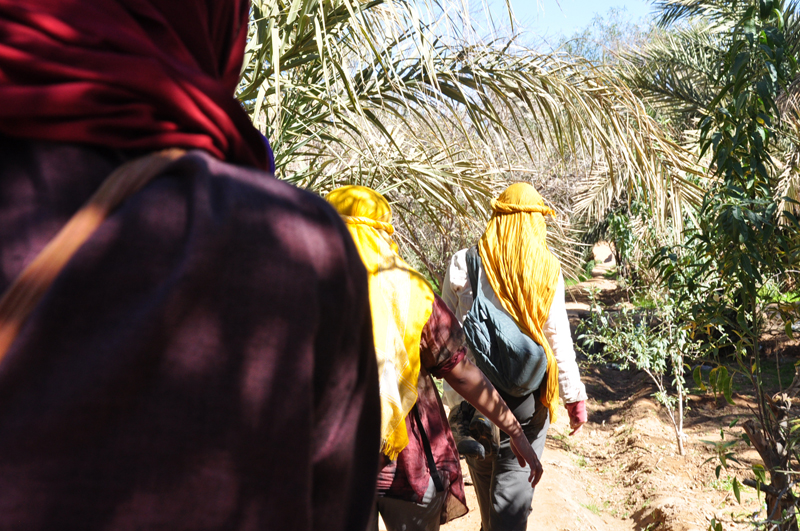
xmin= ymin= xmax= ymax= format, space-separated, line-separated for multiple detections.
xmin=752 ymin=464 xmax=767 ymax=484
xmin=731 ymin=51 xmax=750 ymax=80
xmin=709 ymin=367 xmax=720 ymax=391
xmin=732 ymin=477 xmax=741 ymax=503
xmin=720 ymin=367 xmax=735 ymax=405
xmin=693 ymin=366 xmax=707 ymax=391
xmin=737 ymin=312 xmax=754 ymax=338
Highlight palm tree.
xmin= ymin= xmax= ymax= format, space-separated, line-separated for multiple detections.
xmin=237 ymin=0 xmax=704 ymax=282
xmin=622 ymin=0 xmax=800 ymax=215
xmin=626 ymin=3 xmax=800 ymax=527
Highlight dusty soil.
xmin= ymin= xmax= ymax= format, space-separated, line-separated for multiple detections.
xmin=437 ymin=243 xmax=799 ymax=531
xmin=441 ymin=366 xmax=773 ymax=531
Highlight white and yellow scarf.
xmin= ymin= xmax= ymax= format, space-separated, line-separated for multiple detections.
xmin=326 ymin=186 xmax=434 ymax=460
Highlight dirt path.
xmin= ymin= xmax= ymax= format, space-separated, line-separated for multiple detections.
xmin=441 ymin=366 xmax=768 ymax=531
xmin=438 ymin=243 xmax=772 ymax=531
xmin=442 ymin=408 xmax=637 ymax=531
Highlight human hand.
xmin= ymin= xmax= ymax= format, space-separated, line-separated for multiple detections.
xmin=566 ymin=400 xmax=587 ymax=436
xmin=509 ymin=432 xmax=543 ymax=487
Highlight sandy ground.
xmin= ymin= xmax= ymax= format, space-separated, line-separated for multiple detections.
xmin=440 ymin=367 xmax=772 ymax=531
xmin=439 ymin=243 xmax=780 ymax=531
xmin=385 ymin=243 xmax=795 ymax=531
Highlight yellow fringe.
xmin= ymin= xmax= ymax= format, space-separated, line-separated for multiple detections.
xmin=478 ymin=183 xmax=561 ymax=422
xmin=327 ymin=186 xmax=434 ymax=459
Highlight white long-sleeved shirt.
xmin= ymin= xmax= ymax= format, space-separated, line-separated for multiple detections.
xmin=440 ymin=248 xmax=587 ymax=407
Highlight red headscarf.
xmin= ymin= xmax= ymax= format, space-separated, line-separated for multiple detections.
xmin=0 ymin=0 xmax=273 ymax=172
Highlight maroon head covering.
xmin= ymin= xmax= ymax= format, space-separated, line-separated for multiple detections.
xmin=0 ymin=0 xmax=273 ymax=172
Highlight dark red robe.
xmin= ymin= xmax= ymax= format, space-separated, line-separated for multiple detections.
xmin=0 ymin=137 xmax=380 ymax=531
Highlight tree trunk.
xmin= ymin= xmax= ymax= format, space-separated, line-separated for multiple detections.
xmin=676 ymin=387 xmax=685 ymax=456
xmin=674 ymin=423 xmax=685 ymax=456
xmin=743 ymin=420 xmax=797 ymax=530
xmin=677 ymin=351 xmax=685 ymax=456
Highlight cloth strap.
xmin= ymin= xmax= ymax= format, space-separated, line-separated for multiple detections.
xmin=0 ymin=148 xmax=186 ymax=363
xmin=490 ymin=199 xmax=555 ymax=217
xmin=340 ymin=215 xmax=395 ymax=235
xmin=412 ymin=405 xmax=445 ymax=493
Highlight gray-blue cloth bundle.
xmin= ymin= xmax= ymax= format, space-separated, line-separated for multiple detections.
xmin=462 ymin=247 xmax=548 ymax=397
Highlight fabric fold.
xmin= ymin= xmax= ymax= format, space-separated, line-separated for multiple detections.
xmin=0 ymin=0 xmax=272 ymax=171
xmin=478 ymin=182 xmax=561 ymax=422
xmin=327 ymin=186 xmax=434 ymax=460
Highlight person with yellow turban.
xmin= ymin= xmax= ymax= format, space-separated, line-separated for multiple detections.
xmin=441 ymin=182 xmax=588 ymax=531
xmin=326 ymin=185 xmax=542 ymax=531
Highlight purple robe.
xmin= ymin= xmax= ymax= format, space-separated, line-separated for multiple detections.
xmin=0 ymin=136 xmax=380 ymax=531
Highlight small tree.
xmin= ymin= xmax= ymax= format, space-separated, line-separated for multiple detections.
xmin=578 ymin=289 xmax=699 ymax=456
xmin=654 ymin=1 xmax=800 ymax=527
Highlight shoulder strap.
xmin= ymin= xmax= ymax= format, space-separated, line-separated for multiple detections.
xmin=0 ymin=148 xmax=185 ymax=362
xmin=412 ymin=405 xmax=445 ymax=493
xmin=465 ymin=246 xmax=481 ymax=299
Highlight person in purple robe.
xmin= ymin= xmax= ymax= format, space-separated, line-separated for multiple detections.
xmin=0 ymin=1 xmax=380 ymax=530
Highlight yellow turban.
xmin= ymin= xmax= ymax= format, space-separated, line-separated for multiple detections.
xmin=478 ymin=183 xmax=561 ymax=422
xmin=326 ymin=186 xmax=434 ymax=460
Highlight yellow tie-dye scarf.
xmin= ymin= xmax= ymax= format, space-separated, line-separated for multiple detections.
xmin=326 ymin=186 xmax=434 ymax=460
xmin=478 ymin=183 xmax=561 ymax=422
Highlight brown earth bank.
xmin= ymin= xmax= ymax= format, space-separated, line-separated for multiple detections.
xmin=436 ymin=242 xmax=799 ymax=531
xmin=441 ymin=364 xmax=787 ymax=531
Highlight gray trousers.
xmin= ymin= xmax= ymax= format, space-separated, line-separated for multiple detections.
xmin=465 ymin=392 xmax=550 ymax=531
xmin=370 ymin=477 xmax=447 ymax=531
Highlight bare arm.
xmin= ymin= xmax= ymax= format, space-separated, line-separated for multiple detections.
xmin=442 ymin=356 xmax=543 ymax=486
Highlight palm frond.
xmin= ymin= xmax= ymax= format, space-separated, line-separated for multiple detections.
xmin=653 ymin=0 xmax=743 ymax=28
xmin=620 ymin=24 xmax=725 ymax=128
xmin=776 ymin=147 xmax=800 ymax=217
xmin=239 ymin=0 xmax=705 ymax=268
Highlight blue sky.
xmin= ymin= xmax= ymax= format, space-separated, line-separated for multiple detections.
xmin=485 ymin=0 xmax=655 ymax=39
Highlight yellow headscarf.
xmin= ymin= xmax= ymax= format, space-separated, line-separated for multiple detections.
xmin=326 ymin=186 xmax=435 ymax=460
xmin=478 ymin=183 xmax=561 ymax=422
